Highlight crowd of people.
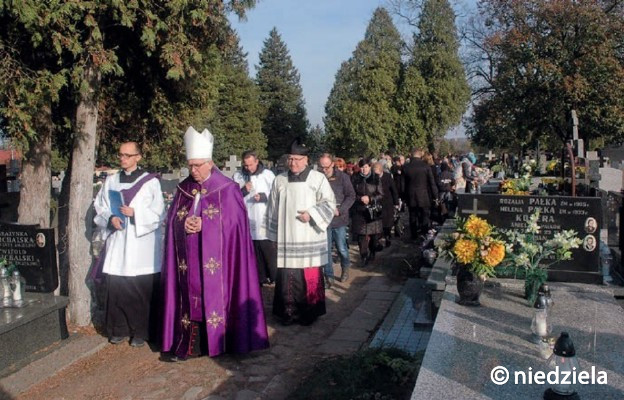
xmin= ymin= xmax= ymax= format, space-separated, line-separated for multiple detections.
xmin=92 ymin=128 xmax=485 ymax=361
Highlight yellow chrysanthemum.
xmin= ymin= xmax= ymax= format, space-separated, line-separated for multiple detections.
xmin=453 ymin=239 xmax=478 ymax=264
xmin=483 ymin=241 xmax=506 ymax=267
xmin=464 ymin=215 xmax=491 ymax=239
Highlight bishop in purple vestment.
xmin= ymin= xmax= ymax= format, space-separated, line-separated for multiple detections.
xmin=160 ymin=127 xmax=269 ymax=359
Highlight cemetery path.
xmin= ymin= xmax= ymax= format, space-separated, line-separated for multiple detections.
xmin=14 ymin=239 xmax=420 ymax=400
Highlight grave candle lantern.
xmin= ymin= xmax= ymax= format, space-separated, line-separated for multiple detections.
xmin=544 ymin=332 xmax=581 ymax=400
xmin=1 ymin=267 xmax=12 ymax=307
xmin=531 ymin=292 xmax=551 ymax=343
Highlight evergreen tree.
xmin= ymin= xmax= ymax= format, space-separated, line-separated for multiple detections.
xmin=210 ymin=35 xmax=267 ymax=165
xmin=413 ymin=0 xmax=470 ymax=151
xmin=324 ymin=8 xmax=403 ymax=158
xmin=256 ymin=28 xmax=308 ymax=161
xmin=395 ymin=61 xmax=428 ymax=153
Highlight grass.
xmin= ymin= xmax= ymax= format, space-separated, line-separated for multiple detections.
xmin=287 ymin=348 xmax=424 ymax=400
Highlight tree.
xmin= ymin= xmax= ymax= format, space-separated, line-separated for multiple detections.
xmin=210 ymin=34 xmax=267 ymax=165
xmin=324 ymin=7 xmax=403 ymax=158
xmin=0 ymin=1 xmax=257 ymax=325
xmin=413 ymin=0 xmax=470 ymax=151
xmin=256 ymin=28 xmax=308 ymax=161
xmin=468 ymin=0 xmax=624 ymax=150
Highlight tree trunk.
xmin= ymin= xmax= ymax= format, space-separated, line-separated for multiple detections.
xmin=67 ymin=65 xmax=100 ymax=326
xmin=17 ymin=106 xmax=52 ymax=228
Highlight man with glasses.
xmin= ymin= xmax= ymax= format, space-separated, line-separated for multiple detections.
xmin=93 ymin=142 xmax=164 ymax=348
xmin=318 ymin=153 xmax=355 ymax=286
xmin=233 ymin=150 xmax=277 ymax=286
xmin=160 ymin=127 xmax=269 ymax=361
xmin=266 ymin=138 xmax=336 ymax=325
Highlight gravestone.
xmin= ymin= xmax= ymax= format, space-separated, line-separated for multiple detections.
xmin=485 ymin=150 xmax=496 ymax=162
xmin=222 ymin=155 xmax=241 ymax=178
xmin=0 ymin=223 xmax=58 ymax=292
xmin=457 ymin=193 xmax=602 ymax=283
xmin=0 ymin=165 xmax=7 ymax=193
xmin=179 ymin=167 xmax=189 ymax=179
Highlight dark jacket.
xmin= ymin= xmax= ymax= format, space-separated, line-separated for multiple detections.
xmin=351 ymin=173 xmax=383 ymax=235
xmin=379 ymin=172 xmax=399 ymax=228
xmin=390 ymin=164 xmax=405 ymax=201
xmin=327 ymin=168 xmax=356 ymax=228
xmin=403 ymin=158 xmax=439 ymax=208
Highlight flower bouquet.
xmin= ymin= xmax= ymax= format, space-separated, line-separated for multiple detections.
xmin=439 ymin=215 xmax=506 ymax=305
xmin=502 ymin=211 xmax=582 ymax=305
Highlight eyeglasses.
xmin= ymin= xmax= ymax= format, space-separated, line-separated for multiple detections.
xmin=287 ymin=156 xmax=306 ymax=163
xmin=118 ymin=153 xmax=139 ymax=159
xmin=188 ymin=161 xmax=209 ymax=170
xmin=318 ymin=164 xmax=333 ymax=170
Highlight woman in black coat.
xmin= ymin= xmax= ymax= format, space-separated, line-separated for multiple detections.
xmin=351 ymin=159 xmax=384 ymax=266
xmin=373 ymin=162 xmax=399 ymax=247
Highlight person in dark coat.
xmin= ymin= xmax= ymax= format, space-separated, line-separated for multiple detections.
xmin=351 ymin=158 xmax=384 ymax=266
xmin=402 ymin=148 xmax=439 ymax=240
xmin=438 ymin=161 xmax=457 ymax=222
xmin=373 ymin=162 xmax=399 ymax=248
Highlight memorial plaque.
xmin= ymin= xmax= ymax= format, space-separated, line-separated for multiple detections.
xmin=0 ymin=223 xmax=58 ymax=292
xmin=457 ymin=194 xmax=602 ymax=283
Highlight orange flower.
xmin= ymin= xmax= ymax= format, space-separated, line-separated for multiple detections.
xmin=483 ymin=241 xmax=506 ymax=267
xmin=465 ymin=215 xmax=491 ymax=239
xmin=453 ymin=239 xmax=478 ymax=264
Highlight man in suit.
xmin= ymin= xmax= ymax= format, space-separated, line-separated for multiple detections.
xmin=402 ymin=148 xmax=438 ymax=240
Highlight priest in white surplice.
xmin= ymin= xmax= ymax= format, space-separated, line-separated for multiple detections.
xmin=93 ymin=141 xmax=164 ymax=347
xmin=266 ymin=137 xmax=336 ymax=325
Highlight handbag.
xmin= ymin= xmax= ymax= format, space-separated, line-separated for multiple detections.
xmin=365 ymin=199 xmax=382 ymax=222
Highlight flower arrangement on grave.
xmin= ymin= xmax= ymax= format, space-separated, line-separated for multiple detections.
xmin=438 ymin=215 xmax=506 ymax=305
xmin=546 ymin=160 xmax=560 ymax=174
xmin=502 ymin=210 xmax=582 ymax=305
xmin=500 ymin=179 xmax=529 ymax=195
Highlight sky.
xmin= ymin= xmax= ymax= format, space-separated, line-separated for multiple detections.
xmin=230 ymin=0 xmax=476 ymax=137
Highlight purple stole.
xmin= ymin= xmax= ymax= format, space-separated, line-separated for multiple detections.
xmin=88 ymin=172 xmax=160 ymax=283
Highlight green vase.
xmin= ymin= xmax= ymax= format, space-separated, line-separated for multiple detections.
xmin=524 ymin=269 xmax=547 ymax=305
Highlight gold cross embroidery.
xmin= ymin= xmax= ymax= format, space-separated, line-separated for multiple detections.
xmin=176 ymin=206 xmax=188 ymax=221
xmin=178 ymin=259 xmax=188 ymax=273
xmin=203 ymin=258 xmax=221 ymax=275
xmin=202 ymin=203 xmax=220 ymax=219
xmin=207 ymin=311 xmax=224 ymax=329
xmin=181 ymin=314 xmax=191 ymax=329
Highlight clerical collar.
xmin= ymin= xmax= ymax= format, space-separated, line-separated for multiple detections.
xmin=119 ymin=168 xmax=143 ymax=183
xmin=243 ymin=162 xmax=265 ymax=178
xmin=288 ymin=166 xmax=312 ymax=182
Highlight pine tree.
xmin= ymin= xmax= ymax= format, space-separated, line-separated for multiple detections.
xmin=256 ymin=28 xmax=308 ymax=161
xmin=210 ymin=35 xmax=267 ymax=165
xmin=413 ymin=0 xmax=470 ymax=151
xmin=324 ymin=8 xmax=403 ymax=158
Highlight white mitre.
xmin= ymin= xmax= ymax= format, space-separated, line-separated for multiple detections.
xmin=184 ymin=126 xmax=214 ymax=160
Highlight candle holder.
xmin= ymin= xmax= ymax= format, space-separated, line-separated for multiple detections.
xmin=1 ymin=267 xmax=12 ymax=307
xmin=531 ymin=292 xmax=551 ymax=344
xmin=544 ymin=332 xmax=581 ymax=400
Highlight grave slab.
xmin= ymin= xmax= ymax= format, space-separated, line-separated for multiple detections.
xmin=0 ymin=293 xmax=69 ymax=373
xmin=411 ymin=280 xmax=624 ymax=399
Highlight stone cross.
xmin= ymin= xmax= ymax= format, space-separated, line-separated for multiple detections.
xmin=223 ymin=155 xmax=241 ymax=178
xmin=485 ymin=150 xmax=496 ymax=162
xmin=461 ymin=198 xmax=489 ymax=216
xmin=570 ymin=110 xmax=584 ymax=158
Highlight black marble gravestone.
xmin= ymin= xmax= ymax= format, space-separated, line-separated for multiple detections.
xmin=457 ymin=193 xmax=602 ymax=284
xmin=0 ymin=223 xmax=58 ymax=292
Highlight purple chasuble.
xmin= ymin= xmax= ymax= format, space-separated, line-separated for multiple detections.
xmin=160 ymin=168 xmax=269 ymax=357
xmin=88 ymin=172 xmax=160 ymax=283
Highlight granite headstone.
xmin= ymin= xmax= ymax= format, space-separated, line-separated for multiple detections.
xmin=457 ymin=193 xmax=602 ymax=283
xmin=0 ymin=223 xmax=58 ymax=292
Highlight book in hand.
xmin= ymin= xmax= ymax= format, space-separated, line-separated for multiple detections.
xmin=108 ymin=190 xmax=126 ymax=226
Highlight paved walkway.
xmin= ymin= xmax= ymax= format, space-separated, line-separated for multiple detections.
xmin=1 ymin=239 xmax=428 ymax=400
